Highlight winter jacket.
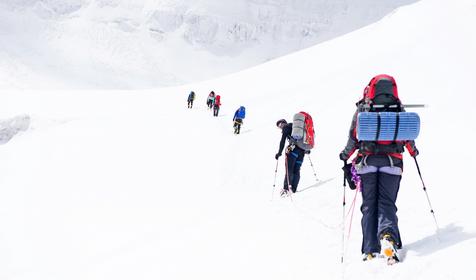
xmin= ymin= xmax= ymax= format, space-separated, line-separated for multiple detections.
xmin=277 ymin=123 xmax=305 ymax=156
xmin=207 ymin=95 xmax=215 ymax=103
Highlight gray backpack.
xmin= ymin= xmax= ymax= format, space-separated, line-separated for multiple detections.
xmin=291 ymin=112 xmax=315 ymax=151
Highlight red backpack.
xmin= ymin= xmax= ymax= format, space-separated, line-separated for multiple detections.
xmin=215 ymin=95 xmax=221 ymax=106
xmin=362 ymin=74 xmax=401 ymax=111
xmin=358 ymin=74 xmax=405 ymax=154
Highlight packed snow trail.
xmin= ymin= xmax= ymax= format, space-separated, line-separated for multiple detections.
xmin=0 ymin=91 xmax=342 ymax=279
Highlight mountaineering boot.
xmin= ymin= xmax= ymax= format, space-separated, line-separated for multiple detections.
xmin=280 ymin=189 xmax=289 ymax=197
xmin=362 ymin=253 xmax=379 ymax=261
xmin=380 ymin=233 xmax=400 ymax=265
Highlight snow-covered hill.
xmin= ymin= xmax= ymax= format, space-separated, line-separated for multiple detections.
xmin=1 ymin=0 xmax=476 ymax=279
xmin=0 ymin=0 xmax=417 ymax=89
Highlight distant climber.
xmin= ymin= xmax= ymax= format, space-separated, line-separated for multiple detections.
xmin=233 ymin=106 xmax=246 ymax=134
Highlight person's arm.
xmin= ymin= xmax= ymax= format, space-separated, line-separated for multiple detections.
xmin=340 ymin=110 xmax=359 ymax=161
xmin=277 ymin=125 xmax=291 ymax=155
xmin=400 ymin=107 xmax=419 ymax=157
xmin=405 ymin=140 xmax=419 ymax=157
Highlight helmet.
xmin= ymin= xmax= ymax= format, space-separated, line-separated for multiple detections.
xmin=276 ymin=119 xmax=287 ymax=127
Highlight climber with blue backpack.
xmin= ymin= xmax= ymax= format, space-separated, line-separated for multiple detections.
xmin=275 ymin=112 xmax=315 ymax=196
xmin=233 ymin=106 xmax=246 ymax=134
xmin=339 ymin=74 xmax=420 ymax=265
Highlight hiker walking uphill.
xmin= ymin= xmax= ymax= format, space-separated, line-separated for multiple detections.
xmin=187 ymin=91 xmax=195 ymax=108
xmin=213 ymin=94 xmax=221 ymax=117
xmin=233 ymin=106 xmax=246 ymax=134
xmin=275 ymin=112 xmax=315 ymax=196
xmin=206 ymin=91 xmax=215 ymax=110
xmin=339 ymin=74 xmax=420 ymax=265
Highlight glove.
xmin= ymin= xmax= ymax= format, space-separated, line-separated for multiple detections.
xmin=275 ymin=153 xmax=282 ymax=160
xmin=339 ymin=152 xmax=348 ymax=161
xmin=305 ymin=150 xmax=311 ymax=154
xmin=342 ymin=163 xmax=357 ymax=190
xmin=411 ymin=148 xmax=419 ymax=158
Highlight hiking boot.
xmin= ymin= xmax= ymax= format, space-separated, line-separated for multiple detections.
xmin=280 ymin=189 xmax=289 ymax=197
xmin=380 ymin=233 xmax=400 ymax=265
xmin=362 ymin=253 xmax=379 ymax=261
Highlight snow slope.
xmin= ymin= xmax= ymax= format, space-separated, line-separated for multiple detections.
xmin=1 ymin=0 xmax=476 ymax=279
xmin=0 ymin=0 xmax=417 ymax=89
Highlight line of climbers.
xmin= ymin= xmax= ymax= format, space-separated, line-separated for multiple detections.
xmin=273 ymin=74 xmax=421 ymax=265
xmin=186 ymin=90 xmax=246 ymax=134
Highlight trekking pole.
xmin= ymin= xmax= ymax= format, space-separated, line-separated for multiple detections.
xmin=307 ymin=155 xmax=319 ymax=182
xmin=402 ymin=104 xmax=427 ymax=108
xmin=285 ymin=154 xmax=293 ymax=200
xmin=271 ymin=160 xmax=279 ymax=201
xmin=414 ymin=157 xmax=440 ymax=232
xmin=341 ymin=161 xmax=347 ymax=264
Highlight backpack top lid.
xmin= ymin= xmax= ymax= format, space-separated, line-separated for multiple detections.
xmin=364 ymin=74 xmax=399 ymax=101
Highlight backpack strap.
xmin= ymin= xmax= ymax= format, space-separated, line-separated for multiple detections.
xmin=393 ymin=113 xmax=400 ymax=142
xmin=375 ymin=113 xmax=381 ymax=141
xmin=387 ymin=155 xmax=395 ymax=167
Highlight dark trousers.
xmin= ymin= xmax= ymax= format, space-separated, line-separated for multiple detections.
xmin=283 ymin=149 xmax=305 ymax=192
xmin=233 ymin=119 xmax=242 ymax=134
xmin=187 ymin=100 xmax=193 ymax=108
xmin=213 ymin=105 xmax=220 ymax=116
xmin=360 ymin=171 xmax=402 ymax=253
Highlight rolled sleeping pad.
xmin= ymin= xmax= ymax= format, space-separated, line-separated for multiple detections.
xmin=357 ymin=112 xmax=420 ymax=141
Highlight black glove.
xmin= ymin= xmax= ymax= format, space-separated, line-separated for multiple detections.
xmin=339 ymin=152 xmax=348 ymax=161
xmin=275 ymin=153 xmax=281 ymax=160
xmin=342 ymin=163 xmax=357 ymax=190
xmin=412 ymin=148 xmax=419 ymax=158
xmin=305 ymin=150 xmax=311 ymax=154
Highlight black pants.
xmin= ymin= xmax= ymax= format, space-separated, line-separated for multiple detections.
xmin=188 ymin=100 xmax=193 ymax=108
xmin=283 ymin=149 xmax=305 ymax=192
xmin=213 ymin=105 xmax=220 ymax=116
xmin=360 ymin=171 xmax=402 ymax=254
xmin=233 ymin=119 xmax=243 ymax=134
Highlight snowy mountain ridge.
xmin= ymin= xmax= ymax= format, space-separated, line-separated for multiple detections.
xmin=0 ymin=0 xmax=417 ymax=89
